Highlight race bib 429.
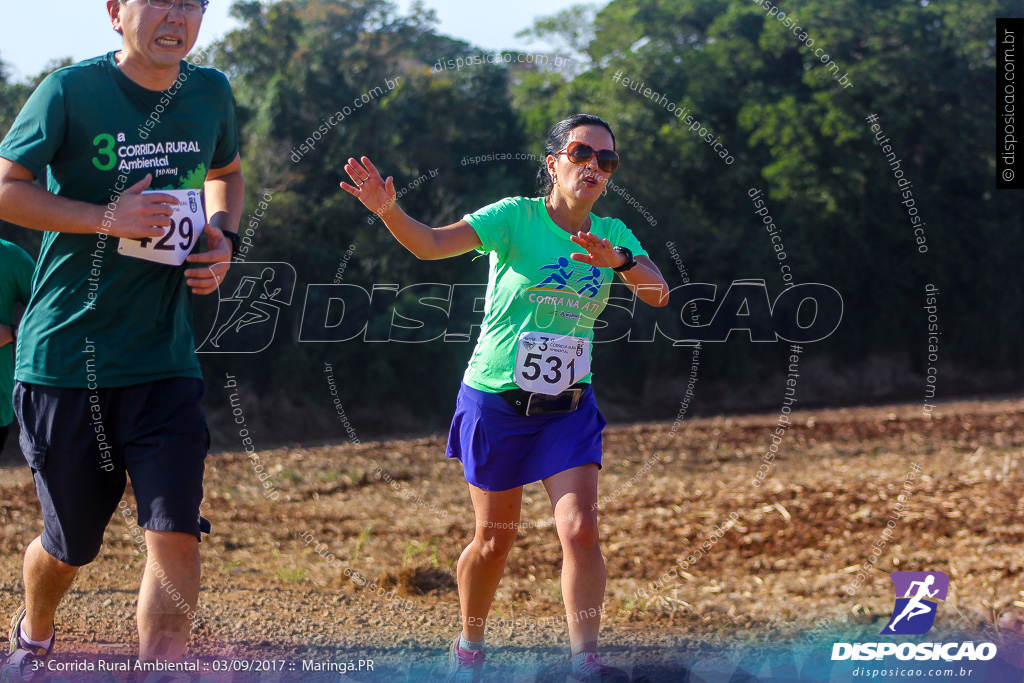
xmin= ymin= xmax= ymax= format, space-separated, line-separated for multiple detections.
xmin=117 ymin=188 xmax=203 ymax=266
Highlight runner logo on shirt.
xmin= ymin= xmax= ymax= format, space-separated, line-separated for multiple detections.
xmin=525 ymin=257 xmax=607 ymax=325
xmin=528 ymin=257 xmax=606 ymax=299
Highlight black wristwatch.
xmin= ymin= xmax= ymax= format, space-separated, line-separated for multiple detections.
xmin=612 ymin=246 xmax=638 ymax=272
xmin=221 ymin=229 xmax=241 ymax=260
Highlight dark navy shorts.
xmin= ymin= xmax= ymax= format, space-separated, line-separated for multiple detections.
xmin=14 ymin=378 xmax=209 ymax=567
xmin=446 ymin=382 xmax=606 ymax=491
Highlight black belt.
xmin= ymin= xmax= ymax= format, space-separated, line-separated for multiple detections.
xmin=499 ymin=383 xmax=588 ymax=416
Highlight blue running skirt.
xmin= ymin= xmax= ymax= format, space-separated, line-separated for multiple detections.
xmin=446 ymin=382 xmax=607 ymax=491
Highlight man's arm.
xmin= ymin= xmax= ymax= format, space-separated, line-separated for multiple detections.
xmin=0 ymin=159 xmax=104 ymax=234
xmin=184 ymin=155 xmax=244 ymax=296
xmin=0 ymin=324 xmax=12 ymax=348
xmin=0 ymin=158 xmax=174 ymax=241
xmin=203 ymin=155 xmax=244 ymax=236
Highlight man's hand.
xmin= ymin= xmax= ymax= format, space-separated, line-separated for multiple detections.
xmin=108 ymin=174 xmax=179 ymax=240
xmin=184 ymin=224 xmax=231 ymax=295
xmin=0 ymin=324 xmax=12 ymax=348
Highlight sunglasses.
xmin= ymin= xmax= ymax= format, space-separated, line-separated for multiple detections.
xmin=555 ymin=141 xmax=619 ymax=174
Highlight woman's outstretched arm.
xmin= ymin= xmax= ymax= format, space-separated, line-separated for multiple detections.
xmin=341 ymin=156 xmax=481 ymax=260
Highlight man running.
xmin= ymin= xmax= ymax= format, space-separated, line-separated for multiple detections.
xmin=0 ymin=0 xmax=243 ymax=678
xmin=0 ymin=238 xmax=33 ymax=460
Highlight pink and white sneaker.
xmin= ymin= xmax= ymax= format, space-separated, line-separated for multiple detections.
xmin=445 ymin=635 xmax=485 ymax=683
xmin=569 ymin=652 xmax=630 ymax=683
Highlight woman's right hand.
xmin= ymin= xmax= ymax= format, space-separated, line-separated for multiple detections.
xmin=341 ymin=156 xmax=398 ymax=220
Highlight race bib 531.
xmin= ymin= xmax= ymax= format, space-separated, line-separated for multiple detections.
xmin=514 ymin=331 xmax=591 ymax=396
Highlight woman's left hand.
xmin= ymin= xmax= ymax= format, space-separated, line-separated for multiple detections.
xmin=570 ymin=232 xmax=626 ymax=269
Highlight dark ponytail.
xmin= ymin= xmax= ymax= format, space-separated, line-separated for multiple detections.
xmin=536 ymin=114 xmax=616 ymax=196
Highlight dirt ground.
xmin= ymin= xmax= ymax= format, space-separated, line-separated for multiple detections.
xmin=0 ymin=397 xmax=1022 ymax=681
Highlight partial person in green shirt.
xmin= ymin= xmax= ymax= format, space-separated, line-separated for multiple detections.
xmin=0 ymin=238 xmax=34 ymax=459
xmin=343 ymin=114 xmax=669 ymax=683
xmin=0 ymin=0 xmax=244 ymax=678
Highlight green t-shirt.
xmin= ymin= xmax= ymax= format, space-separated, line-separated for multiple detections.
xmin=0 ymin=52 xmax=239 ymax=387
xmin=462 ymin=196 xmax=648 ymax=393
xmin=0 ymin=239 xmax=34 ymax=426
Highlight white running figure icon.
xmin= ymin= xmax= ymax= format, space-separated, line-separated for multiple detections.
xmin=887 ymin=574 xmax=939 ymax=631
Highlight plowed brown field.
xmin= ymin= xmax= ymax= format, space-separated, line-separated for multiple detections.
xmin=0 ymin=398 xmax=1021 ymax=674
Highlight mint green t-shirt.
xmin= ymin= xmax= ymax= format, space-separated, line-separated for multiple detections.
xmin=0 ymin=52 xmax=238 ymax=387
xmin=462 ymin=196 xmax=648 ymax=393
xmin=0 ymin=239 xmax=34 ymax=426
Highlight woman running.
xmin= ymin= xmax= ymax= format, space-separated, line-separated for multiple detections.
xmin=341 ymin=114 xmax=668 ymax=683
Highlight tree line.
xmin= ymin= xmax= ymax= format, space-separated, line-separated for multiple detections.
xmin=1 ymin=0 xmax=1018 ymax=444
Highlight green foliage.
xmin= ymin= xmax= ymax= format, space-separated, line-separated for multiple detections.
xmin=0 ymin=0 xmax=1019 ymax=443
xmin=0 ymin=57 xmax=30 ymax=135
xmin=520 ymin=0 xmax=1022 ymax=391
xmin=515 ymin=3 xmax=599 ymax=67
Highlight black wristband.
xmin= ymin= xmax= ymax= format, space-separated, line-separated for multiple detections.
xmin=612 ymin=246 xmax=637 ymax=272
xmin=221 ymin=229 xmax=241 ymax=259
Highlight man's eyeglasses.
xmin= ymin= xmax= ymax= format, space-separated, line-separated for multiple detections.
xmin=555 ymin=141 xmax=619 ymax=174
xmin=136 ymin=0 xmax=209 ymax=15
